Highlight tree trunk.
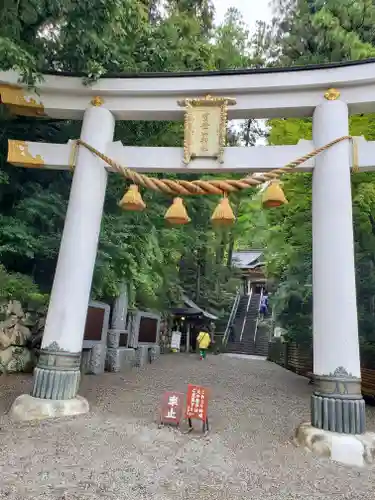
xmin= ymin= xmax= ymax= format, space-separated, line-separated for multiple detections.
xmin=195 ymin=262 xmax=201 ymax=302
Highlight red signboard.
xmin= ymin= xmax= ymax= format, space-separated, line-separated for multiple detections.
xmin=160 ymin=391 xmax=184 ymax=426
xmin=185 ymin=384 xmax=208 ymax=422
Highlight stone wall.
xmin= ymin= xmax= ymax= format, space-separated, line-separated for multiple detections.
xmin=0 ymin=300 xmax=45 ymax=374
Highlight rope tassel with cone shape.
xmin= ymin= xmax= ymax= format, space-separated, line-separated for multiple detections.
xmin=118 ymin=184 xmax=146 ymax=211
xmin=262 ymin=180 xmax=288 ymax=208
xmin=211 ymin=194 xmax=236 ymax=226
xmin=164 ymin=197 xmax=190 ymax=225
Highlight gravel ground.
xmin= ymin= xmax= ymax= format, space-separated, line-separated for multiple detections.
xmin=1 ymin=354 xmax=375 ymax=499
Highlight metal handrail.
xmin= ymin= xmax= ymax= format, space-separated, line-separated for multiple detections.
xmin=222 ymin=289 xmax=241 ymax=346
xmin=253 ymin=288 xmax=264 ymax=344
xmin=240 ymin=288 xmax=253 ymax=342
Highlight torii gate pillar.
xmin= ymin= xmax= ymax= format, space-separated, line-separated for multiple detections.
xmin=295 ymin=96 xmax=371 ymax=466
xmin=312 ymin=97 xmax=364 ymax=430
xmin=10 ymin=104 xmax=115 ymax=421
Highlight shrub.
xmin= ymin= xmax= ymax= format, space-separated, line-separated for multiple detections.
xmin=0 ymin=264 xmax=48 ymax=308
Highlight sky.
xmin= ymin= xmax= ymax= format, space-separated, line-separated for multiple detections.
xmin=213 ymin=1 xmax=273 ymax=144
xmin=214 ymin=0 xmax=273 ymax=31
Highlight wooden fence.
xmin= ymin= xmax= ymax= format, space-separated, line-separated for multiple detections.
xmin=268 ymin=339 xmax=312 ymax=377
xmin=268 ymin=339 xmax=375 ymax=399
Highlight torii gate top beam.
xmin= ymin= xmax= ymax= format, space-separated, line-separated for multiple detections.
xmin=1 ymin=58 xmax=375 ymax=120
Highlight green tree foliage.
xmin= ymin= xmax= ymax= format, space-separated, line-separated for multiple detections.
xmin=270 ymin=0 xmax=375 ymax=65
xmin=213 ymin=8 xmax=253 ymax=69
xmin=0 ymin=1 xmax=261 ymax=314
xmin=261 ymin=120 xmax=313 ymax=342
xmin=0 ymin=264 xmax=47 ymax=307
xmin=166 ymin=0 xmax=215 ymax=34
xmin=265 ymin=116 xmax=375 ymax=344
xmin=254 ymin=1 xmax=375 ymax=343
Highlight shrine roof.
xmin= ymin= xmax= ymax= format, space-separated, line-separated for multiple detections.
xmin=182 ymin=295 xmax=218 ymax=321
xmin=170 ymin=295 xmax=218 ymax=321
xmin=232 ymin=250 xmax=264 ymax=270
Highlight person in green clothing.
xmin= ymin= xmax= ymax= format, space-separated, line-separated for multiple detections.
xmin=197 ymin=327 xmax=211 ymax=360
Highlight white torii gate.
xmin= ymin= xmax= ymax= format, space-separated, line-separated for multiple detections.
xmin=2 ymin=59 xmax=375 ymax=465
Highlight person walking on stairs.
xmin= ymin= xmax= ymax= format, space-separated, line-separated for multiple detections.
xmin=197 ymin=327 xmax=211 ymax=360
xmin=259 ymin=291 xmax=269 ymax=320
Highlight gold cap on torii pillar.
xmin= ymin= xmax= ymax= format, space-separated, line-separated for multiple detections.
xmin=324 ymin=88 xmax=341 ymax=101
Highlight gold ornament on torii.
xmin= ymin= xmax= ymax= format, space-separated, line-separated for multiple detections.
xmin=0 ymin=84 xmax=45 ymax=117
xmin=324 ymin=88 xmax=341 ymax=101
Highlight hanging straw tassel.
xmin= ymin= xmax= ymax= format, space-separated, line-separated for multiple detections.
xmin=262 ymin=180 xmax=288 ymax=208
xmin=211 ymin=194 xmax=236 ymax=226
xmin=164 ymin=197 xmax=190 ymax=225
xmin=118 ymin=184 xmax=146 ymax=211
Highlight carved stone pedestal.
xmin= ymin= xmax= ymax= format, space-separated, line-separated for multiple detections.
xmin=134 ymin=345 xmax=151 ymax=367
xmin=81 ymin=345 xmax=107 ymax=375
xmin=295 ymin=367 xmax=369 ymax=467
xmin=8 ymin=347 xmax=89 ymax=422
xmin=311 ymin=367 xmax=365 ymax=435
xmin=106 ymin=347 xmax=135 ymax=372
xmin=150 ymin=345 xmax=161 ymax=362
xmin=32 ymin=348 xmax=81 ymax=400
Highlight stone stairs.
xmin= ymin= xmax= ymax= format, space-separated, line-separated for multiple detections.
xmin=225 ymin=293 xmax=268 ymax=357
xmin=254 ymin=323 xmax=269 ymax=357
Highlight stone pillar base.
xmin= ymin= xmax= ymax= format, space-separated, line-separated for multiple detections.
xmin=9 ymin=394 xmax=89 ymax=422
xmin=295 ymin=422 xmax=375 ymax=467
xmin=311 ymin=368 xmax=365 ymax=434
xmin=311 ymin=394 xmax=365 ymax=434
xmin=32 ymin=348 xmax=81 ymax=400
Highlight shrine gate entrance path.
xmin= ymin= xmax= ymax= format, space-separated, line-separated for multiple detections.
xmin=1 ymin=354 xmax=375 ymax=499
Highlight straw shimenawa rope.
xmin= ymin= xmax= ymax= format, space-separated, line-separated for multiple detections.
xmin=69 ymin=136 xmax=358 ymax=195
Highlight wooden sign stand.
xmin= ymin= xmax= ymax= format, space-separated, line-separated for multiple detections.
xmin=184 ymin=384 xmax=210 ymax=436
xmin=187 ymin=416 xmax=210 ymax=437
xmin=159 ymin=391 xmax=184 ymax=429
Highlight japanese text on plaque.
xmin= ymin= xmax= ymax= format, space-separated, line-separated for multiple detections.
xmin=190 ymin=107 xmax=221 ymax=158
xmin=186 ymin=384 xmax=208 ymax=421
